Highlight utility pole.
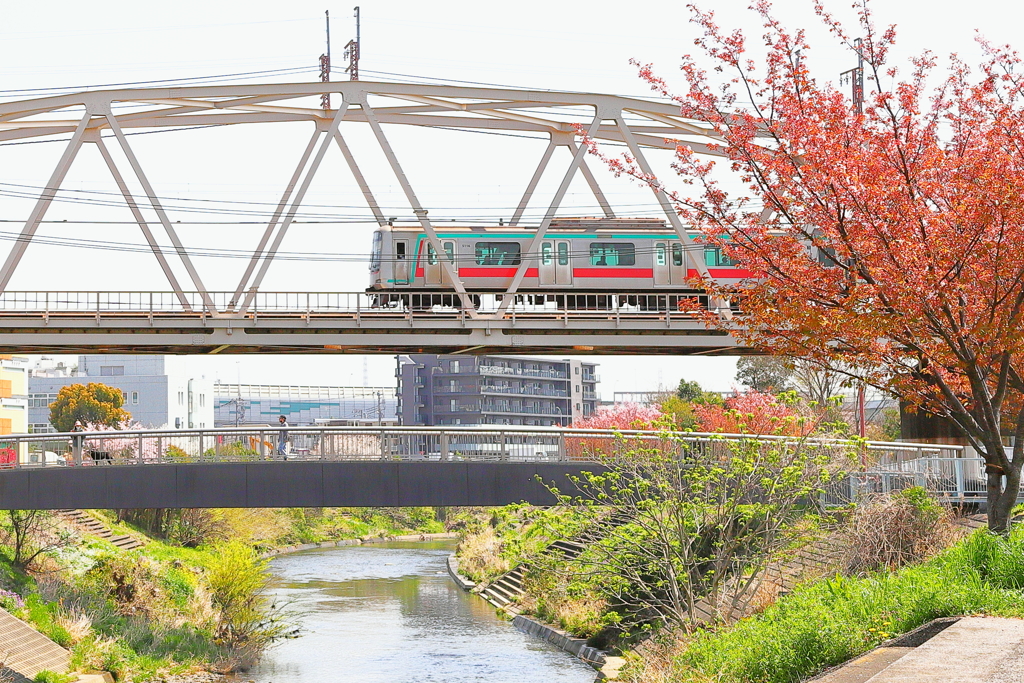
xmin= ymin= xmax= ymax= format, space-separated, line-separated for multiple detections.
xmin=319 ymin=10 xmax=331 ymax=110
xmin=840 ymin=38 xmax=864 ymax=114
xmin=344 ymin=6 xmax=360 ymax=81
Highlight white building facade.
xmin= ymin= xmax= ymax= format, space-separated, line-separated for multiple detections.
xmin=29 ymin=355 xmax=214 ymax=431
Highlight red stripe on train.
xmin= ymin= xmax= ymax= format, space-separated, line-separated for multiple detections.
xmin=573 ymin=268 xmax=655 ymax=278
xmin=457 ymin=268 xmax=540 ymax=277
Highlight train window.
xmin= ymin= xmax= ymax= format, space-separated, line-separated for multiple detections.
xmin=426 ymin=243 xmax=437 ymax=265
xmin=557 ymin=242 xmax=569 ymax=266
xmin=589 ymin=243 xmax=635 ymax=266
xmin=475 ymin=242 xmax=522 ymax=266
xmin=370 ymin=231 xmax=382 ymax=271
xmin=396 ymin=242 xmax=406 ymax=259
xmin=542 ymin=242 xmax=553 ymax=266
xmin=671 ymin=243 xmax=684 ymax=267
xmin=655 ymin=243 xmax=667 ymax=266
xmin=444 ymin=241 xmax=454 ymax=262
xmin=704 ymin=246 xmax=736 ymax=267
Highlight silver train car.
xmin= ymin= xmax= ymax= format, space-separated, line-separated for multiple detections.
xmin=367 ymin=218 xmax=752 ymax=306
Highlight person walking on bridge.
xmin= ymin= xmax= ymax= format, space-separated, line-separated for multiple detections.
xmin=277 ymin=415 xmax=290 ymax=457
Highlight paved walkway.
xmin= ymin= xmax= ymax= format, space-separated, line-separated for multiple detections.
xmin=0 ymin=606 xmax=70 ymax=681
xmin=817 ymin=617 xmax=1024 ymax=683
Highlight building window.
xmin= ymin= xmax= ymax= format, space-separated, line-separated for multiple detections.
xmin=450 ymin=360 xmax=460 ymax=373
xmin=575 ymin=385 xmax=580 ymax=392
xmin=100 ymin=366 xmax=125 ymax=376
xmin=178 ymin=391 xmax=184 ymax=406
xmin=575 ymin=366 xmax=580 ymax=375
xmin=199 ymin=394 xmax=205 ymax=407
xmin=576 ymin=403 xmax=581 ymax=411
xmin=131 ymin=391 xmax=139 ymax=405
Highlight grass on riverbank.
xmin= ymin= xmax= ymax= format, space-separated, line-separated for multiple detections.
xmin=0 ymin=506 xmax=454 ymax=682
xmin=626 ymin=527 xmax=1024 ymax=683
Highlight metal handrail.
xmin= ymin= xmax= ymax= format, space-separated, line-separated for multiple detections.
xmin=0 ymin=425 xmax=965 ymax=469
xmin=0 ymin=291 xmax=720 ymax=320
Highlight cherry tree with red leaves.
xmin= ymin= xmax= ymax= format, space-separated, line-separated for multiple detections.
xmin=695 ymin=390 xmax=813 ymax=436
xmin=597 ymin=1 xmax=1024 ymax=530
xmin=572 ymin=402 xmax=664 ymax=430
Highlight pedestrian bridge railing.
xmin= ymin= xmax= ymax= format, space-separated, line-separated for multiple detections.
xmin=0 ymin=425 xmax=965 ymax=469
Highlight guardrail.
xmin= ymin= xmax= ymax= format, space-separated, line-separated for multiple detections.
xmin=0 ymin=291 xmax=717 ymax=319
xmin=0 ymin=425 xmax=965 ymax=469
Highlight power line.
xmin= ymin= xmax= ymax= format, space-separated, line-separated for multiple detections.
xmin=0 ymin=65 xmax=319 ymax=97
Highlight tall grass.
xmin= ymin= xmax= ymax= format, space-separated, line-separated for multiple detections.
xmin=651 ymin=527 xmax=1024 ymax=683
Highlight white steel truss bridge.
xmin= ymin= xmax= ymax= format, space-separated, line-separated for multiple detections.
xmin=0 ymin=81 xmax=744 ymax=354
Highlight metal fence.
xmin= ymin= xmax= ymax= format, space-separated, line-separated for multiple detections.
xmin=0 ymin=291 xmax=718 ymax=320
xmin=0 ymin=425 xmax=964 ymax=470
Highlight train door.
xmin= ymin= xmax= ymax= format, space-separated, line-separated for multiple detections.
xmin=669 ymin=241 xmax=687 ymax=285
xmin=425 ymin=240 xmax=456 ymax=286
xmin=654 ymin=241 xmax=687 ymax=286
xmin=539 ymin=241 xmax=555 ymax=286
xmin=654 ymin=242 xmax=670 ymax=285
xmin=555 ymin=240 xmax=572 ymax=285
xmin=394 ymin=239 xmax=410 ymax=285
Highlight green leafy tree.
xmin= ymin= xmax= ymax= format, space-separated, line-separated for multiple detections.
xmin=207 ymin=541 xmax=294 ymax=649
xmin=735 ymin=357 xmax=793 ymax=394
xmin=676 ymin=378 xmax=705 ymax=402
xmin=48 ymin=382 xmax=130 ymax=432
xmin=545 ymin=435 xmax=850 ymax=630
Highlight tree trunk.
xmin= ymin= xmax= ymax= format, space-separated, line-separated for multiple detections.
xmin=986 ymin=467 xmax=1021 ymax=534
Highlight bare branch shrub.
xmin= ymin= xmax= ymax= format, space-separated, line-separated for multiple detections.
xmin=841 ymin=487 xmax=965 ymax=574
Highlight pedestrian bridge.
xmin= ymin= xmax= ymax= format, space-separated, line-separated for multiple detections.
xmin=0 ymin=425 xmax=980 ymax=509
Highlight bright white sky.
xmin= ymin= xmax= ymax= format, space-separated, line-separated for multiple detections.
xmin=0 ymin=0 xmax=1017 ymax=396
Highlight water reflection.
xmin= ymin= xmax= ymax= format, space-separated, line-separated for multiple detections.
xmin=243 ymin=540 xmax=596 ymax=683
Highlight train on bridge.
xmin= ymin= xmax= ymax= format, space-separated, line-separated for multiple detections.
xmin=367 ymin=217 xmax=753 ymax=309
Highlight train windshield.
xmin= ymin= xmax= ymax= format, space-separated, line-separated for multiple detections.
xmin=370 ymin=231 xmax=382 ymax=271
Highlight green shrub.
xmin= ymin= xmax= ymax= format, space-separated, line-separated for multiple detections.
xmin=662 ymin=527 xmax=1024 ymax=683
xmin=33 ymin=671 xmax=74 ymax=683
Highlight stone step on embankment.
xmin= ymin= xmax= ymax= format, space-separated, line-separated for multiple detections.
xmin=55 ymin=510 xmax=145 ymax=551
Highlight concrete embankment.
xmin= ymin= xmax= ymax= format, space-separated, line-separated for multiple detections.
xmin=445 ymin=554 xmax=625 ymax=680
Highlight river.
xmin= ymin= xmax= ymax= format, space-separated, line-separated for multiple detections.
xmin=242 ymin=540 xmax=598 ymax=683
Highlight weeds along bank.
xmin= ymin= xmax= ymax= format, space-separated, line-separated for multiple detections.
xmin=456 ymin=456 xmax=1024 ymax=683
xmin=0 ymin=506 xmax=449 ymax=682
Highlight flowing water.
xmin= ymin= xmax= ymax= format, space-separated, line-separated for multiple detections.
xmin=242 ymin=540 xmax=598 ymax=683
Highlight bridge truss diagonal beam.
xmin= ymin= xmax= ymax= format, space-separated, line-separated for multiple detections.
xmin=92 ymin=136 xmax=191 ymax=308
xmin=495 ymin=112 xmax=607 ymax=316
xmin=100 ymin=107 xmax=218 ymax=314
xmin=357 ymin=93 xmax=478 ymax=318
xmin=0 ymin=112 xmax=91 ymax=293
xmin=230 ymin=127 xmax=323 ymax=310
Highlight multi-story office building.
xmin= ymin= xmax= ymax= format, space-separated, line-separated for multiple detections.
xmin=396 ymin=354 xmax=599 ymax=426
xmin=213 ymin=384 xmax=397 ymax=427
xmin=28 ymin=355 xmax=214 ymax=431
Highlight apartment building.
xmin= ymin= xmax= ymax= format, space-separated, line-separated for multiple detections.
xmin=396 ymin=354 xmax=599 ymax=426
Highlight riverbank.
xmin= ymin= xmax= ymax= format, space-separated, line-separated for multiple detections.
xmin=0 ymin=507 xmax=461 ymax=682
xmin=446 ymin=553 xmax=625 ymax=681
